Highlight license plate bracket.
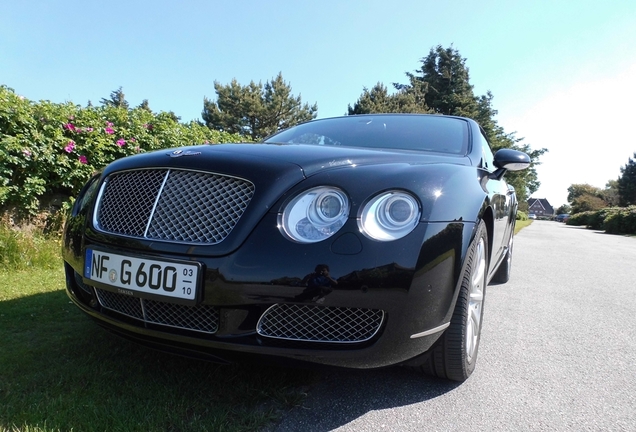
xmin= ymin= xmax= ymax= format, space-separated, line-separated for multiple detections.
xmin=84 ymin=248 xmax=201 ymax=305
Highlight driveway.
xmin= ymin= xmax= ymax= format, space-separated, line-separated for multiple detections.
xmin=272 ymin=221 xmax=636 ymax=431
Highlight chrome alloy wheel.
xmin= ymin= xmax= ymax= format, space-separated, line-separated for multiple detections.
xmin=466 ymin=237 xmax=486 ymax=362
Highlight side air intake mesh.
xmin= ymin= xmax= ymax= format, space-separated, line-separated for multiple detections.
xmin=257 ymin=304 xmax=384 ymax=343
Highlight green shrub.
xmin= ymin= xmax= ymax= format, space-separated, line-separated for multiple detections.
xmin=567 ymin=206 xmax=636 ymax=234
xmin=603 ymin=206 xmax=636 ymax=234
xmin=0 ymin=85 xmax=245 ymax=215
xmin=516 ymin=211 xmax=528 ymax=221
xmin=566 ymin=211 xmax=592 ymax=226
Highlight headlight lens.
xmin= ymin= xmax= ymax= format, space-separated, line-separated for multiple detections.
xmin=359 ymin=191 xmax=420 ymax=241
xmin=280 ymin=187 xmax=350 ymax=243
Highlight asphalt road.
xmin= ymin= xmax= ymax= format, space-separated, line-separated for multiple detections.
xmin=273 ymin=221 xmax=636 ymax=431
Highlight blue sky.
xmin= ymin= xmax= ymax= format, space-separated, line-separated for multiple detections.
xmin=2 ymin=0 xmax=636 ymax=206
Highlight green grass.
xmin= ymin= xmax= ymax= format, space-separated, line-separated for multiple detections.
xmin=0 ymin=232 xmax=316 ymax=432
xmin=514 ymin=219 xmax=532 ymax=234
xmin=0 ymin=226 xmax=62 ymax=271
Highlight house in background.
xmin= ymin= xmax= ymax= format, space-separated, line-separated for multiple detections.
xmin=528 ymin=198 xmax=554 ymax=217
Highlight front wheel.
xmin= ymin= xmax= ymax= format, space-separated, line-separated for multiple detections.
xmin=412 ymin=220 xmax=489 ymax=381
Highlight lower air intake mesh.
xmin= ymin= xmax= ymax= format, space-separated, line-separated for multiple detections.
xmin=257 ymin=303 xmax=384 ymax=343
xmin=94 ymin=288 xmax=219 ymax=334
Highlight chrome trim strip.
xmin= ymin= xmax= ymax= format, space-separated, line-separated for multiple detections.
xmin=92 ymin=178 xmax=108 ymax=230
xmin=410 ymin=322 xmax=450 ymax=339
xmin=144 ymin=169 xmax=170 ymax=239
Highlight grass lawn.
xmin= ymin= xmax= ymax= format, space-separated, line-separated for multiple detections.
xmin=0 ymin=256 xmax=316 ymax=432
xmin=1 ymin=218 xmax=533 ymax=431
xmin=515 ymin=219 xmax=532 ymax=234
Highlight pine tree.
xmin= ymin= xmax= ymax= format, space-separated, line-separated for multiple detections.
xmin=202 ymin=73 xmax=317 ymax=140
xmin=347 ymin=45 xmax=547 ymax=202
xmin=347 ymin=83 xmax=430 ymax=115
xmin=618 ymin=153 xmax=636 ymax=206
xmin=100 ymin=87 xmax=129 ymax=109
xmin=405 ymin=45 xmax=478 ymax=117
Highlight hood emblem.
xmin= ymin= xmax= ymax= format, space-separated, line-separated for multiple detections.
xmin=168 ymin=150 xmax=202 ymax=158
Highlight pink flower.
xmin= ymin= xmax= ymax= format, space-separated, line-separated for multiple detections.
xmin=105 ymin=127 xmax=114 ymax=135
xmin=22 ymin=149 xmax=32 ymax=157
xmin=64 ymin=141 xmax=75 ymax=153
xmin=85 ymin=127 xmax=94 ymax=132
xmin=143 ymin=123 xmax=153 ymax=130
xmin=116 ymin=138 xmax=126 ymax=147
xmin=106 ymin=121 xmax=114 ymax=127
xmin=64 ymin=123 xmax=76 ymax=132
xmin=78 ymin=155 xmax=88 ymax=164
xmin=130 ymin=137 xmax=136 ymax=142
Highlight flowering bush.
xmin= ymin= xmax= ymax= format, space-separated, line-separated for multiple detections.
xmin=0 ymin=85 xmax=244 ymax=215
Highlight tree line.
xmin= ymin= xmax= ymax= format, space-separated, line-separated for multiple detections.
xmin=2 ymin=45 xmax=551 ymax=217
xmin=561 ymin=155 xmax=636 ymax=214
xmin=201 ymin=45 xmax=547 ymax=203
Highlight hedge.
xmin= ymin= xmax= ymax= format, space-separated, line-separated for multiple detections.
xmin=566 ymin=206 xmax=636 ymax=235
xmin=0 ymin=85 xmax=245 ymax=215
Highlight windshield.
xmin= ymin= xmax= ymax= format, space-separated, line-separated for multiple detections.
xmin=264 ymin=115 xmax=469 ymax=155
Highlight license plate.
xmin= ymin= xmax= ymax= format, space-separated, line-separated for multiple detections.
xmin=84 ymin=249 xmax=199 ymax=303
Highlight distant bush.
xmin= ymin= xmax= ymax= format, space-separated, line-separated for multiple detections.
xmin=603 ymin=206 xmax=636 ymax=234
xmin=566 ymin=206 xmax=636 ymax=235
xmin=0 ymin=85 xmax=245 ymax=216
xmin=516 ymin=211 xmax=528 ymax=221
xmin=566 ymin=211 xmax=592 ymax=227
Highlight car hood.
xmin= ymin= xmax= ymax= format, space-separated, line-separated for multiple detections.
xmin=91 ymin=142 xmax=474 ymax=257
xmin=104 ymin=142 xmax=470 ymax=178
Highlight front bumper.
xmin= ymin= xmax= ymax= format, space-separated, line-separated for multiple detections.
xmin=63 ymin=214 xmax=474 ymax=369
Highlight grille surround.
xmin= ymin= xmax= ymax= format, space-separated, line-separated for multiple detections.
xmin=257 ymin=303 xmax=385 ymax=343
xmin=94 ymin=287 xmax=219 ymax=334
xmin=94 ymin=169 xmax=255 ymax=245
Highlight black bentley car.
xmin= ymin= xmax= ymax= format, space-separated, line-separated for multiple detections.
xmin=63 ymin=114 xmax=530 ymax=381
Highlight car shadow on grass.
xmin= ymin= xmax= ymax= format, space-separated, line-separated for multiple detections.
xmin=0 ymin=289 xmax=319 ymax=431
xmin=0 ymin=289 xmax=458 ymax=431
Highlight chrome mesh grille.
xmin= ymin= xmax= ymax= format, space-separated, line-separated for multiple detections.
xmin=94 ymin=288 xmax=219 ymax=334
xmin=257 ymin=304 xmax=384 ymax=343
xmin=95 ymin=169 xmax=255 ymax=244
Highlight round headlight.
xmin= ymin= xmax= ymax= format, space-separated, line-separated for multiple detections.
xmin=359 ymin=191 xmax=420 ymax=241
xmin=280 ymin=187 xmax=350 ymax=243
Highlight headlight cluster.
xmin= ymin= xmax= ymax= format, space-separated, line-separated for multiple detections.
xmin=280 ymin=187 xmax=350 ymax=243
xmin=358 ymin=192 xmax=420 ymax=241
xmin=279 ymin=187 xmax=421 ymax=243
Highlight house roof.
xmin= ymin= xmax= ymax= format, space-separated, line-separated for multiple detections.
xmin=528 ymin=198 xmax=554 ymax=211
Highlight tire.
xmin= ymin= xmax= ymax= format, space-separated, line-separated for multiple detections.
xmin=491 ymin=233 xmax=513 ymax=284
xmin=411 ymin=220 xmax=488 ymax=381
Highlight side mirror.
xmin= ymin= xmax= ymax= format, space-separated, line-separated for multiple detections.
xmin=490 ymin=149 xmax=531 ymax=180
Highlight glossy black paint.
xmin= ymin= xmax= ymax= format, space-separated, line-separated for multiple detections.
xmin=62 ymin=114 xmax=525 ymax=369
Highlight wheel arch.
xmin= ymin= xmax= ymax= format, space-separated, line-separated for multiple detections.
xmin=479 ymin=204 xmax=495 ymax=268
